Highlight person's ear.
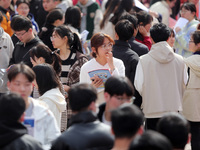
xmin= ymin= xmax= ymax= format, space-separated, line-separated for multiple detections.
xmin=150 ymin=36 xmax=155 ymax=44
xmin=115 ymin=32 xmax=119 ymax=40
xmin=111 ymin=128 xmax=115 ymax=136
xmin=19 ymin=112 xmax=25 ymax=123
xmin=104 ymin=92 xmax=111 ymax=103
xmin=88 ymin=101 xmax=96 ymax=112
xmin=91 ymin=47 xmax=96 ymax=53
xmin=197 ymin=43 xmax=200 ymax=48
xmin=187 ymin=133 xmax=191 ymax=144
xmin=137 ymin=125 xmax=144 ymax=135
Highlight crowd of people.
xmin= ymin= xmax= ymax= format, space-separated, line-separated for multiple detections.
xmin=0 ymin=0 xmax=200 ymax=149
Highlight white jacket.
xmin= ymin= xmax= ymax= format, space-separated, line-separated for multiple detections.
xmin=28 ymin=98 xmax=60 ymax=149
xmin=38 ymin=88 xmax=66 ymax=129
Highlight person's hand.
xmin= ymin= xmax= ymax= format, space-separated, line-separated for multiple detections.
xmin=91 ymin=75 xmax=103 ymax=88
xmin=106 ymin=51 xmax=115 ymax=71
xmin=175 ymin=27 xmax=181 ymax=33
xmin=138 ymin=25 xmax=148 ymax=37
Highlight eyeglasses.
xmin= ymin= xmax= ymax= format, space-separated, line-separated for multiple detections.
xmin=189 ymin=40 xmax=194 ymax=43
xmin=14 ymin=30 xmax=28 ymax=37
xmin=18 ymin=7 xmax=29 ymax=11
xmin=50 ymin=36 xmax=59 ymax=41
xmin=180 ymin=10 xmax=189 ymax=14
xmin=113 ymin=96 xmax=135 ymax=103
xmin=100 ymin=42 xmax=113 ymax=49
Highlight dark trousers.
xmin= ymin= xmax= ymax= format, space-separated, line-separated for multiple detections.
xmin=189 ymin=121 xmax=200 ymax=150
xmin=145 ymin=118 xmax=160 ymax=131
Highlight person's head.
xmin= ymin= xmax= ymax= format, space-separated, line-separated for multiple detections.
xmin=0 ymin=93 xmax=26 ymax=122
xmin=136 ymin=11 xmax=153 ymax=33
xmin=52 ymin=25 xmax=82 ymax=53
xmin=157 ymin=112 xmax=190 ymax=149
xmin=115 ymin=19 xmax=134 ymax=41
xmin=11 ymin=15 xmax=34 ymax=43
xmin=119 ymin=13 xmax=138 ymax=37
xmin=180 ymin=2 xmax=196 ymax=21
xmin=129 ymin=130 xmax=173 ymax=150
xmin=189 ymin=30 xmax=200 ymax=52
xmin=32 ymin=63 xmax=62 ymax=96
xmin=0 ymin=0 xmax=11 ymax=9
xmin=111 ymin=104 xmax=144 ymax=139
xmin=16 ymin=0 xmax=30 ymax=17
xmin=90 ymin=32 xmax=114 ymax=59
xmin=104 ymin=76 xmax=134 ymax=111
xmin=30 ymin=44 xmax=62 ymax=75
xmin=43 ymin=0 xmax=56 ymax=12
xmin=167 ymin=28 xmax=175 ymax=48
xmin=7 ymin=63 xmax=35 ymax=101
xmin=68 ymin=83 xmax=97 ymax=113
xmin=79 ymin=0 xmax=89 ymax=5
xmin=100 ymin=0 xmax=121 ymax=29
xmin=166 ymin=0 xmax=177 ymax=8
xmin=150 ymin=23 xmax=170 ymax=43
xmin=110 ymin=0 xmax=134 ymax=25
xmin=45 ymin=8 xmax=65 ymax=27
xmin=65 ymin=6 xmax=81 ymax=29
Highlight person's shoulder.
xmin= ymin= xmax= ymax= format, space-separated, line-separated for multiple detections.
xmin=20 ymin=134 xmax=43 ymax=149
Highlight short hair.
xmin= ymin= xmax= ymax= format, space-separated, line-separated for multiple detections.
xmin=129 ymin=130 xmax=173 ymax=150
xmin=11 ymin=15 xmax=32 ymax=31
xmin=16 ymin=0 xmax=30 ymax=7
xmin=45 ymin=8 xmax=64 ymax=25
xmin=90 ymin=33 xmax=114 ymax=58
xmin=115 ymin=19 xmax=134 ymax=41
xmin=191 ymin=30 xmax=200 ymax=45
xmin=7 ymin=63 xmax=35 ymax=82
xmin=157 ymin=112 xmax=190 ymax=149
xmin=68 ymin=83 xmax=97 ymax=112
xmin=0 ymin=93 xmax=26 ymax=121
xmin=111 ymin=104 xmax=144 ymax=138
xmin=136 ymin=11 xmax=153 ymax=27
xmin=65 ymin=6 xmax=81 ymax=29
xmin=32 ymin=63 xmax=62 ymax=96
xmin=181 ymin=2 xmax=196 ymax=13
xmin=150 ymin=23 xmax=170 ymax=43
xmin=104 ymin=76 xmax=134 ymax=97
xmin=29 ymin=44 xmax=62 ymax=75
xmin=120 ymin=13 xmax=138 ymax=29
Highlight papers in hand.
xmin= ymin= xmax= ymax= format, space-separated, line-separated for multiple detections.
xmin=88 ymin=69 xmax=111 ymax=89
xmin=174 ymin=17 xmax=189 ymax=34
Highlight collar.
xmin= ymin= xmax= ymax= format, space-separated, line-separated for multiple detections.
xmin=114 ymin=40 xmax=131 ymax=48
xmin=69 ymin=111 xmax=97 ymax=126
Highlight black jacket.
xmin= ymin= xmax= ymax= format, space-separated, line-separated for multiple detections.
xmin=97 ymin=103 xmax=106 ymax=122
xmin=0 ymin=120 xmax=43 ymax=150
xmin=113 ymin=40 xmax=139 ymax=84
xmin=9 ymin=36 xmax=42 ymax=67
xmin=128 ymin=36 xmax=149 ymax=57
xmin=51 ymin=111 xmax=114 ymax=150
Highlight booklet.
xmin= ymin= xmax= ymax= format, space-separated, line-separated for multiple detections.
xmin=88 ymin=69 xmax=112 ymax=89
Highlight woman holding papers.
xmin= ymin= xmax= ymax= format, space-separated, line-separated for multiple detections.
xmin=80 ymin=33 xmax=125 ymax=104
xmin=174 ymin=2 xmax=199 ymax=57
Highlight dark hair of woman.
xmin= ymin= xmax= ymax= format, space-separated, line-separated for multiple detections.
xmin=100 ymin=0 xmax=121 ymax=29
xmin=29 ymin=44 xmax=62 ymax=75
xmin=65 ymin=6 xmax=81 ymax=29
xmin=136 ymin=11 xmax=153 ymax=41
xmin=53 ymin=25 xmax=83 ymax=53
xmin=110 ymin=0 xmax=133 ymax=25
xmin=32 ymin=64 xmax=62 ymax=96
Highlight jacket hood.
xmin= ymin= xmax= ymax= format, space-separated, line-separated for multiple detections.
xmin=77 ymin=0 xmax=95 ymax=8
xmin=149 ymin=41 xmax=175 ymax=63
xmin=184 ymin=55 xmax=200 ymax=77
xmin=0 ymin=120 xmax=27 ymax=148
xmin=39 ymin=88 xmax=66 ymax=112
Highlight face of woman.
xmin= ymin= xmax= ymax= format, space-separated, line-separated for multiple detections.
xmin=189 ymin=37 xmax=199 ymax=52
xmin=144 ymin=22 xmax=152 ymax=32
xmin=51 ymin=31 xmax=67 ymax=49
xmin=180 ymin=8 xmax=195 ymax=21
xmin=95 ymin=37 xmax=113 ymax=59
xmin=17 ymin=3 xmax=29 ymax=17
xmin=167 ymin=34 xmax=175 ymax=48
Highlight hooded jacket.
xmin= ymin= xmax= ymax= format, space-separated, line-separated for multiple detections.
xmin=134 ymin=41 xmax=186 ymax=118
xmin=39 ymin=88 xmax=66 ymax=129
xmin=183 ymin=54 xmax=200 ymax=121
xmin=0 ymin=120 xmax=43 ymax=150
